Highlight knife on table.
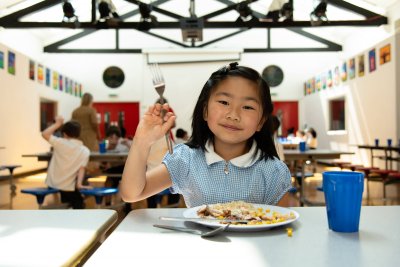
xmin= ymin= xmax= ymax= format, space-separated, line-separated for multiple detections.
xmin=159 ymin=216 xmax=250 ymax=223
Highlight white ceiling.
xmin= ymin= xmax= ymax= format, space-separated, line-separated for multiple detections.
xmin=0 ymin=0 xmax=399 ymax=50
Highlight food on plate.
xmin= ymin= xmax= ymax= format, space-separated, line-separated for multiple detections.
xmin=196 ymin=201 xmax=296 ymax=225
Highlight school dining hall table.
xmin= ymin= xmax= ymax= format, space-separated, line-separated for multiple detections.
xmin=283 ymin=149 xmax=354 ymax=206
xmin=356 ymin=144 xmax=399 ymax=170
xmin=0 ymin=209 xmax=118 ymax=267
xmin=84 ymin=206 xmax=400 ymax=267
xmin=22 ymin=151 xmax=129 ymax=163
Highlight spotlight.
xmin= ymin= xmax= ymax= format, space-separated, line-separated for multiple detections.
xmin=280 ymin=2 xmax=293 ymax=22
xmin=265 ymin=0 xmax=289 ymax=22
xmin=62 ymin=1 xmax=78 ymax=22
xmin=235 ymin=1 xmax=258 ymax=24
xmin=98 ymin=0 xmax=120 ymax=21
xmin=99 ymin=1 xmax=111 ymax=20
xmin=310 ymin=1 xmax=328 ymax=26
xmin=138 ymin=3 xmax=158 ymax=31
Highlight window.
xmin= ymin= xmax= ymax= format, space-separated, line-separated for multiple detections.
xmin=329 ymin=98 xmax=345 ymax=131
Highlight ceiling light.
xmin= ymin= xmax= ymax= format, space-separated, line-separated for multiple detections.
xmin=310 ymin=1 xmax=328 ymax=26
xmin=98 ymin=0 xmax=119 ymax=21
xmin=265 ymin=0 xmax=290 ymax=22
xmin=138 ymin=3 xmax=158 ymax=31
xmin=280 ymin=2 xmax=293 ymax=22
xmin=62 ymin=1 xmax=78 ymax=22
xmin=236 ymin=1 xmax=258 ymax=24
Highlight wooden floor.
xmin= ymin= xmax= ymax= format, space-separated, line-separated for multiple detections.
xmin=1 ymin=164 xmax=400 ymax=212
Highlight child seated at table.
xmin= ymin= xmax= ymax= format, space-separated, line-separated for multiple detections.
xmin=120 ymin=62 xmax=291 ymax=207
xmin=42 ymin=116 xmax=91 ymax=209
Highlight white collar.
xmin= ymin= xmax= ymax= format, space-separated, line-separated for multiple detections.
xmin=204 ymin=140 xmax=261 ymax=167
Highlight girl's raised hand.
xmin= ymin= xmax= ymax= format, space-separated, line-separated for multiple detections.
xmin=135 ymin=103 xmax=176 ymax=145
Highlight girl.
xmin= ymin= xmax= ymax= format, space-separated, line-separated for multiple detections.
xmin=121 ymin=63 xmax=291 ymax=207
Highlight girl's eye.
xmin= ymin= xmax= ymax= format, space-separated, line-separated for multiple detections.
xmin=243 ymin=105 xmax=255 ymax=110
xmin=218 ymin=100 xmax=229 ymax=105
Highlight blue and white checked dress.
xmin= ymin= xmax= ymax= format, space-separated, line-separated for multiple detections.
xmin=163 ymin=141 xmax=291 ymax=208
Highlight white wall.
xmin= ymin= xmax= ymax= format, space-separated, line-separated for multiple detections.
xmin=299 ymin=34 xmax=398 ymax=167
xmin=0 ymin=43 xmax=81 ymax=174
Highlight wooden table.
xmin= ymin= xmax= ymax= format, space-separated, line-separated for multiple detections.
xmin=0 ymin=209 xmax=118 ymax=267
xmin=84 ymin=206 xmax=400 ymax=267
xmin=283 ymin=149 xmax=354 ymax=206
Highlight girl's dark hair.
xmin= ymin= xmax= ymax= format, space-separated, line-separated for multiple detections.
xmin=186 ymin=62 xmax=278 ymax=160
xmin=61 ymin=121 xmax=81 ymax=138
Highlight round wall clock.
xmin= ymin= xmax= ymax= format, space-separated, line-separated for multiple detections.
xmin=262 ymin=65 xmax=284 ymax=87
xmin=103 ymin=66 xmax=125 ymax=88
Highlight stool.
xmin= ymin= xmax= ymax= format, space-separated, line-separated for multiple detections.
xmin=368 ymin=169 xmax=398 ymax=201
xmin=292 ymin=171 xmax=314 ymax=186
xmin=21 ymin=187 xmax=60 ymax=209
xmin=342 ymin=164 xmax=363 ymax=171
xmin=288 ymin=187 xmax=298 ymax=194
xmin=354 ymin=166 xmax=379 ymax=200
xmin=332 ymin=161 xmax=351 ymax=170
xmin=80 ymin=187 xmax=119 ymax=208
xmin=386 ymin=172 xmax=400 ymax=185
xmin=1 ymin=164 xmax=22 ymax=209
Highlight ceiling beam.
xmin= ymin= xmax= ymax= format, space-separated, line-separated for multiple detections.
xmin=0 ymin=18 xmax=387 ymax=29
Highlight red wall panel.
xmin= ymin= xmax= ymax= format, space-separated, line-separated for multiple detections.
xmin=93 ymin=102 xmax=139 ymax=139
xmin=273 ymin=101 xmax=299 ymax=136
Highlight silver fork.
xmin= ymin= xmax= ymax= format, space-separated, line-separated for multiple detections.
xmin=149 ymin=63 xmax=173 ymax=154
xmin=153 ymin=223 xmax=230 ymax=238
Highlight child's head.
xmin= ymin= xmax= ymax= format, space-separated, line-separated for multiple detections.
xmin=81 ymin=93 xmax=93 ymax=106
xmin=61 ymin=121 xmax=81 ymax=138
xmin=176 ymin=128 xmax=188 ymax=139
xmin=188 ymin=62 xmax=278 ymax=160
xmin=106 ymin=126 xmax=122 ymax=149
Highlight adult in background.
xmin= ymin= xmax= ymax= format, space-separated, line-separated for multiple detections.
xmin=72 ymin=93 xmax=100 ymax=151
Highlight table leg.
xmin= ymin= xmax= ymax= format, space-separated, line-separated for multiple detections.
xmin=300 ymin=161 xmax=305 ymax=207
xmin=8 ymin=168 xmax=17 ymax=209
xmin=370 ymin=148 xmax=374 ymax=167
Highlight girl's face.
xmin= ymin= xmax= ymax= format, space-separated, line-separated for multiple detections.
xmin=204 ymin=76 xmax=264 ymax=147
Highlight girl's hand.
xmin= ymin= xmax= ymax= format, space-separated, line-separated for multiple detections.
xmin=135 ymin=103 xmax=176 ymax=145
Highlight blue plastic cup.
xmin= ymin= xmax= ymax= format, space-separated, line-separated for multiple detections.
xmin=374 ymin=138 xmax=379 ymax=147
xmin=99 ymin=141 xmax=107 ymax=154
xmin=299 ymin=141 xmax=307 ymax=152
xmin=387 ymin=139 xmax=392 ymax=147
xmin=322 ymin=171 xmax=364 ymax=232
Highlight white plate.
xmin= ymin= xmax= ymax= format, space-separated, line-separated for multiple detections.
xmin=182 ymin=204 xmax=300 ymax=232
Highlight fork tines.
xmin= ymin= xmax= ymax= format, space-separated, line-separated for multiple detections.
xmin=149 ymin=63 xmax=165 ymax=86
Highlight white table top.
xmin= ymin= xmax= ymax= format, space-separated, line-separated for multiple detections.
xmin=85 ymin=206 xmax=400 ymax=267
xmin=0 ymin=209 xmax=117 ymax=267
